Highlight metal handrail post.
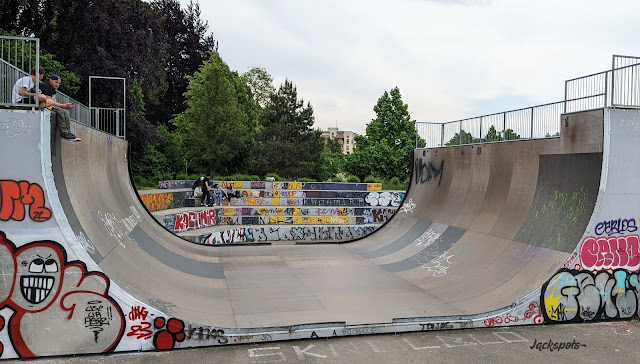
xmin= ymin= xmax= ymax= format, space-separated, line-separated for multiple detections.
xmin=611 ymin=55 xmax=616 ymax=107
xmin=502 ymin=112 xmax=506 ymax=140
xmin=604 ymin=71 xmax=609 ymax=107
xmin=530 ymin=107 xmax=534 ymax=138
xmin=564 ymin=80 xmax=568 ymax=113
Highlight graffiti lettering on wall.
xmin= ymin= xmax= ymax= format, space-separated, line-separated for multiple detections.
xmin=157 ymin=180 xmax=191 ymax=189
xmin=0 ymin=231 xmax=125 ymax=357
xmin=513 ymin=244 xmax=556 ymax=265
xmin=400 ymin=198 xmax=416 ymax=214
xmin=483 ymin=302 xmax=542 ymax=327
xmin=414 ymin=158 xmax=444 ymax=186
xmin=75 ymin=231 xmax=97 ymax=256
xmin=415 ymin=225 xmax=443 ymax=248
xmin=364 ymin=192 xmax=403 ymax=207
xmin=148 ymin=298 xmax=178 ymax=314
xmin=97 ymin=205 xmax=141 ymax=248
xmin=542 ymin=268 xmax=640 ymax=322
xmin=421 ymin=247 xmax=467 ymax=277
xmin=0 ymin=180 xmax=51 ymax=222
xmin=579 ymin=234 xmax=640 ymax=271
xmin=125 ymin=304 xmax=187 ymax=350
xmin=201 ymin=226 xmax=375 ymax=245
xmin=173 ymin=209 xmax=217 ymax=232
xmin=0 ymin=118 xmax=31 ymax=137
xmin=127 ymin=305 xmax=154 ymax=340
xmin=595 ymin=218 xmax=637 ymax=236
xmin=184 ymin=323 xmax=228 ymax=344
xmin=139 ymin=192 xmax=174 ymax=212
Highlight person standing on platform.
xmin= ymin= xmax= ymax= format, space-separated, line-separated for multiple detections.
xmin=201 ymin=174 xmax=212 ymax=206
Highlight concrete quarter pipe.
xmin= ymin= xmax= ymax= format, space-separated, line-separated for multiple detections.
xmin=0 ymin=107 xmax=639 ymax=359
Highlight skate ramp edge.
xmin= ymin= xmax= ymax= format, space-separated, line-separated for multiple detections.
xmin=0 ymin=107 xmax=639 ymax=358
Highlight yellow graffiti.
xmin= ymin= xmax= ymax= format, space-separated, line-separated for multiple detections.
xmin=224 ymin=208 xmax=234 ymax=216
xmin=140 ymin=193 xmax=173 ymax=212
xmin=367 ymin=183 xmax=382 ymax=191
xmin=290 ymin=216 xmax=349 ymax=225
xmin=544 ymin=275 xmax=577 ymax=321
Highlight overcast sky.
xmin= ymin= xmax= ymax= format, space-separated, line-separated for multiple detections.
xmin=180 ymin=0 xmax=640 ymax=135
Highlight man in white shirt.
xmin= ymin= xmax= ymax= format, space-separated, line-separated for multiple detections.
xmin=11 ymin=66 xmax=46 ymax=105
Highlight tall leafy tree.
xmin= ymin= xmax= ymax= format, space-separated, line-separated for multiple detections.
xmin=255 ymin=80 xmax=325 ymax=179
xmin=242 ymin=67 xmax=276 ymax=109
xmin=0 ymin=0 xmax=44 ymax=36
xmin=34 ymin=0 xmax=169 ymax=175
xmin=172 ymin=52 xmax=254 ymax=175
xmin=149 ymin=0 xmax=218 ymax=127
xmin=346 ymin=87 xmax=425 ymax=181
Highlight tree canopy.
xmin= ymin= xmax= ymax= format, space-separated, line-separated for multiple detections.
xmin=172 ymin=52 xmax=257 ymax=175
xmin=345 ymin=87 xmax=425 ymax=181
xmin=255 ymin=80 xmax=325 ymax=180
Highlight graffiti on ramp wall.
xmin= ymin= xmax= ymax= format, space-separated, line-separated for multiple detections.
xmin=0 ymin=231 xmax=195 ymax=358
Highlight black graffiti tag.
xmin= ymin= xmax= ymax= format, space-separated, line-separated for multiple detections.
xmin=414 ymin=159 xmax=444 ymax=186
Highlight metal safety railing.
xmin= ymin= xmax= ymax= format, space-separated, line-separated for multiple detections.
xmin=0 ymin=36 xmax=40 ymax=106
xmin=416 ymin=55 xmax=640 ymax=147
xmin=0 ymin=35 xmax=126 ymax=139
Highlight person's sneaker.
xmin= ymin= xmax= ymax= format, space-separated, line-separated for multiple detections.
xmin=61 ymin=133 xmax=81 ymax=141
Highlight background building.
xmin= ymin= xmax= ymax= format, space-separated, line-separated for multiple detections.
xmin=321 ymin=127 xmax=358 ymax=154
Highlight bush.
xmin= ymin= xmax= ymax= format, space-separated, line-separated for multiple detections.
xmin=346 ymin=175 xmax=360 ymax=183
xmin=265 ymin=173 xmax=282 ymax=181
xmin=331 ymin=176 xmax=345 ymax=182
xmin=155 ymin=172 xmax=174 ymax=181
xmin=296 ymin=177 xmax=316 ymax=182
xmin=133 ymin=175 xmax=156 ymax=189
xmin=383 ymin=176 xmax=407 ymax=191
xmin=364 ymin=176 xmax=382 ymax=183
xmin=176 ymin=172 xmax=188 ymax=180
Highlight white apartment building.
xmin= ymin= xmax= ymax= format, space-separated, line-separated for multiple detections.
xmin=321 ymin=127 xmax=358 ymax=154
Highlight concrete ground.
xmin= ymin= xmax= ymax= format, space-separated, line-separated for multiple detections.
xmin=24 ymin=320 xmax=640 ymax=364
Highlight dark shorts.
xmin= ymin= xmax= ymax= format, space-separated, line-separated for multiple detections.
xmin=19 ymin=97 xmax=35 ymax=104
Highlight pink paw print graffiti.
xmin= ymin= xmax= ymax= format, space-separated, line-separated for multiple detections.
xmin=153 ymin=317 xmax=185 ymax=350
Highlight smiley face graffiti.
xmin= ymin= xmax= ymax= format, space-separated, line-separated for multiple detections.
xmin=0 ymin=231 xmax=125 ymax=357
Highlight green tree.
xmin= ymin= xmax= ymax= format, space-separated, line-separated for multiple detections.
xmin=255 ymin=79 xmax=325 ymax=179
xmin=485 ymin=125 xmax=502 ymax=142
xmin=504 ymin=128 xmax=521 ymax=140
xmin=345 ymin=87 xmax=425 ymax=181
xmin=445 ymin=129 xmax=480 ymax=146
xmin=319 ymin=138 xmax=345 ymax=181
xmin=148 ymin=0 xmax=218 ymax=127
xmin=485 ymin=125 xmax=521 ymax=141
xmin=242 ymin=67 xmax=276 ymax=109
xmin=0 ymin=29 xmax=80 ymax=96
xmin=172 ymin=52 xmax=254 ymax=175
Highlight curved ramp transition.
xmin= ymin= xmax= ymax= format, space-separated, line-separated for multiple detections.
xmin=0 ymin=107 xmax=639 ymax=359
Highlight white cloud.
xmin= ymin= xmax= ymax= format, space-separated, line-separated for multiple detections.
xmin=184 ymin=0 xmax=640 ymax=135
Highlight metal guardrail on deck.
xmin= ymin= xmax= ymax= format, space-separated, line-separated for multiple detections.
xmin=416 ymin=55 xmax=640 ymax=148
xmin=0 ymin=35 xmax=126 ymax=139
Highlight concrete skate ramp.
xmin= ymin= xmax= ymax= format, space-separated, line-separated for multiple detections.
xmin=12 ymin=106 xmax=640 ymax=358
xmin=49 ymin=110 xmax=603 ymax=329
